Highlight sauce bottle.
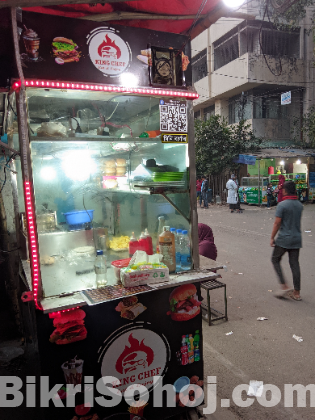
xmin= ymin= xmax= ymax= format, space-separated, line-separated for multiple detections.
xmin=138 ymin=231 xmax=149 ymax=254
xmin=129 ymin=232 xmax=139 ymax=257
xmin=156 ymin=216 xmax=165 ymax=253
xmin=158 ymin=226 xmax=176 ymax=273
xmin=144 ymin=228 xmax=153 ymax=255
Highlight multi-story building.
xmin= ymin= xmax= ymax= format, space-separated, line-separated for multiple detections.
xmin=192 ymin=1 xmax=315 ymax=146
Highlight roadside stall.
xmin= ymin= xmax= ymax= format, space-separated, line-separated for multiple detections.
xmin=238 ymin=176 xmax=269 ymax=205
xmin=7 ymin=9 xmax=222 ymax=420
xmin=270 ymin=173 xmax=308 ymax=202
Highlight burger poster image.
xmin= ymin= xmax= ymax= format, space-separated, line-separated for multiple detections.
xmin=167 ymin=283 xmax=202 ymax=321
xmin=49 ymin=309 xmax=87 ymax=345
xmin=52 ymin=37 xmax=81 ymax=65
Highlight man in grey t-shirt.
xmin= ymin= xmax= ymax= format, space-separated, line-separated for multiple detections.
xmin=270 ymin=181 xmax=303 ymax=300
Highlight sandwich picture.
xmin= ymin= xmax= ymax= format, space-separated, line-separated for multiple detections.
xmin=52 ymin=37 xmax=80 ymax=64
xmin=167 ymin=283 xmax=202 ymax=321
xmin=115 ymin=296 xmax=147 ymax=320
xmin=50 ymin=309 xmax=87 ymax=345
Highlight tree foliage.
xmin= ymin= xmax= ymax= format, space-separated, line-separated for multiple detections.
xmin=195 ymin=115 xmax=262 ymax=176
xmin=271 ymin=0 xmax=315 ymax=31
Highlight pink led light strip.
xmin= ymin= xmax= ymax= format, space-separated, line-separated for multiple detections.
xmin=12 ymin=80 xmax=199 ymax=99
xmin=24 ymin=181 xmax=41 ymax=309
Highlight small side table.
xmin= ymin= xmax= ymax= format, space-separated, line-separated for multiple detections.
xmin=201 ymin=279 xmax=228 ymax=326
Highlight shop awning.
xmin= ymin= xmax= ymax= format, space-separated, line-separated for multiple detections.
xmin=233 ymin=154 xmax=256 ymax=165
xmin=253 ymin=148 xmax=315 ymax=159
xmin=2 ymin=0 xmax=255 ymax=39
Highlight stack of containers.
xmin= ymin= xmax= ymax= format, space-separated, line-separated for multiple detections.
xmin=102 ymin=158 xmax=127 ymax=189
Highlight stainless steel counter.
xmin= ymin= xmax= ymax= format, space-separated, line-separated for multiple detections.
xmin=21 ymin=257 xmax=222 ymax=314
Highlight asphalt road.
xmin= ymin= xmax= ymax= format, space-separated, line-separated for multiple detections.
xmin=198 ymin=203 xmax=315 ymax=420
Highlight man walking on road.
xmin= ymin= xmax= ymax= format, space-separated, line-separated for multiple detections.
xmin=196 ymin=176 xmax=202 ymax=207
xmin=201 ymin=175 xmax=209 ymax=209
xmin=270 ymin=181 xmax=303 ymax=300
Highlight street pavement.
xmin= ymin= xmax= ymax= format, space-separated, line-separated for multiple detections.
xmin=199 ymin=203 xmax=315 ymax=420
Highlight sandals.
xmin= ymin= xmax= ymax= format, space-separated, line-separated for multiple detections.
xmin=290 ymin=293 xmax=302 ymax=301
xmin=274 ymin=288 xmax=293 ymax=299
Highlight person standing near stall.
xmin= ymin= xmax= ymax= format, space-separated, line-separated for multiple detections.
xmin=266 ymin=182 xmax=274 ymax=209
xmin=270 ymin=181 xmax=303 ymax=300
xmin=201 ymin=175 xmax=209 ymax=209
xmin=277 ymin=174 xmax=285 ymax=203
xmin=226 ymin=174 xmax=238 ymax=213
xmin=196 ymin=176 xmax=202 ymax=207
xmin=234 ymin=176 xmax=243 ymax=213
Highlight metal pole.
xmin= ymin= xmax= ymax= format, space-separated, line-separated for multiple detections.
xmin=187 ymin=101 xmax=200 ymax=270
xmin=258 ymin=159 xmax=261 ymax=205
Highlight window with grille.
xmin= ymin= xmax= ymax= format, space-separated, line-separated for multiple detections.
xmin=261 ymin=29 xmax=300 ymax=58
xmin=214 ymin=32 xmax=239 ymax=71
xmin=194 ymin=110 xmax=201 ymax=120
xmin=203 ymin=105 xmax=215 ymax=121
xmin=253 ymin=96 xmax=289 ymax=119
xmin=229 ymin=94 xmax=252 ymax=124
xmin=192 ymin=49 xmax=208 ymax=83
xmin=213 ymin=21 xmax=300 ymax=72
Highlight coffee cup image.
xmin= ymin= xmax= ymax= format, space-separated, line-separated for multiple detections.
xmin=22 ymin=26 xmax=40 ymax=60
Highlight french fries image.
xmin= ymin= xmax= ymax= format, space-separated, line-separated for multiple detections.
xmin=128 ymin=400 xmax=149 ymax=415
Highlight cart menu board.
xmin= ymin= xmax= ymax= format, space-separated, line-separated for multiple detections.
xmin=35 ymin=283 xmax=204 ymax=420
xmin=17 ymin=11 xmax=192 ymax=88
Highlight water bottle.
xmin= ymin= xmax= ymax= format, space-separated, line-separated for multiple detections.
xmin=175 ymin=229 xmax=182 ymax=272
xmin=180 ymin=230 xmax=192 ymax=271
xmin=94 ymin=250 xmax=107 ymax=288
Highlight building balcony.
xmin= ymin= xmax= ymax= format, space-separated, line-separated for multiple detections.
xmin=210 ymin=53 xmax=306 ymax=98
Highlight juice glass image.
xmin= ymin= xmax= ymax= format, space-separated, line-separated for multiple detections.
xmin=22 ymin=28 xmax=40 ymax=60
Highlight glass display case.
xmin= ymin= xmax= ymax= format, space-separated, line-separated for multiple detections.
xmin=270 ymin=173 xmax=307 ymax=190
xmin=239 ymin=177 xmax=269 ymax=205
xmin=240 ymin=177 xmax=269 ymax=187
xmin=25 ymin=88 xmax=191 ymax=299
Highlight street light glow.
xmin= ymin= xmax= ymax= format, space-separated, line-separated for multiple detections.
xmin=222 ymin=0 xmax=245 ymax=8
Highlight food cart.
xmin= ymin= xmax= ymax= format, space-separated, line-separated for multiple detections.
xmin=238 ymin=177 xmax=269 ymax=205
xmin=270 ymin=173 xmax=308 ymax=202
xmin=8 ymin=10 xmax=221 ymax=420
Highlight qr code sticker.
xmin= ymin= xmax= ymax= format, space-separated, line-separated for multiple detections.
xmin=160 ymin=103 xmax=187 ymax=132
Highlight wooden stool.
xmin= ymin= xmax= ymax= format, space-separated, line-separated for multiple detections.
xmin=201 ymin=279 xmax=228 ymax=326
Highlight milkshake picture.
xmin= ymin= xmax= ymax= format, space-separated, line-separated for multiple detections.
xmin=22 ymin=26 xmax=40 ymax=60
xmin=61 ymin=356 xmax=84 ymax=386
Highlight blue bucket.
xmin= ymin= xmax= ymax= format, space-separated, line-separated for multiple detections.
xmin=63 ymin=210 xmax=94 ymax=226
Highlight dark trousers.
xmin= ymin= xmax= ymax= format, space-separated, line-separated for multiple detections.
xmin=271 ymin=246 xmax=301 ymax=291
xmin=202 ymin=191 xmax=208 ymax=208
xmin=197 ymin=191 xmax=202 ymax=206
xmin=267 ymin=195 xmax=272 ymax=208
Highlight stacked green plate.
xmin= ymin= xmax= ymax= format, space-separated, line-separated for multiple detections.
xmin=152 ymin=172 xmax=184 ymax=182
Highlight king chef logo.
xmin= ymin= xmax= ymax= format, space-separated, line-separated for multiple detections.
xmin=98 ymin=35 xmax=121 ymax=60
xmin=116 ymin=334 xmax=154 ymax=374
xmin=99 ymin=327 xmax=169 ymax=394
xmin=87 ymin=28 xmax=131 ymax=77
